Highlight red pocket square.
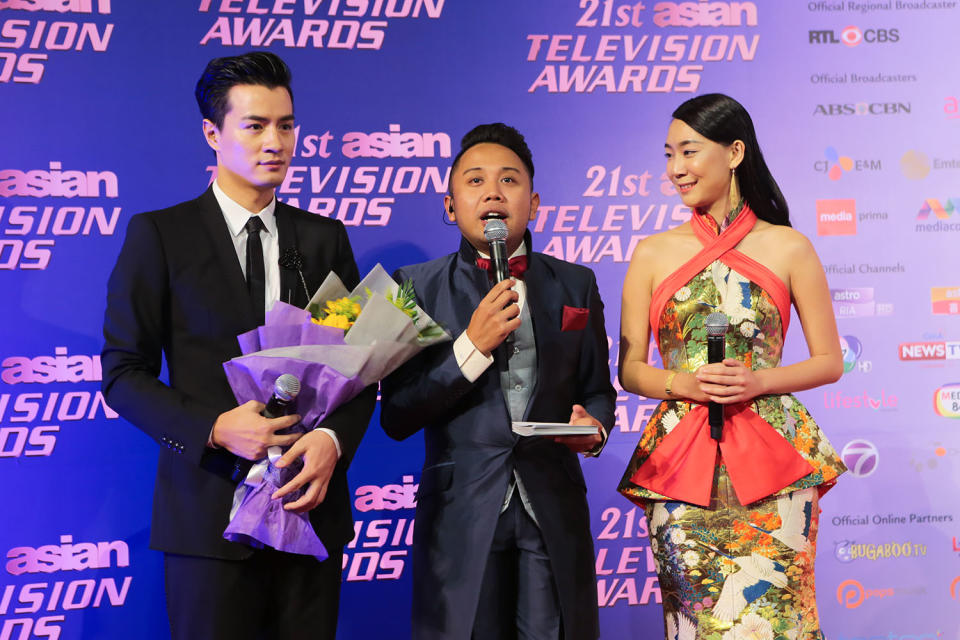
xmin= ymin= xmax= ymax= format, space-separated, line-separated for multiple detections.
xmin=562 ymin=305 xmax=589 ymax=331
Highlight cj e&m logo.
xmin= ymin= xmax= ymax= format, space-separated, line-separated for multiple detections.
xmin=933 ymin=383 xmax=960 ymax=418
xmin=808 ymin=26 xmax=900 ymax=46
xmin=817 ymin=199 xmax=856 ymax=235
xmin=815 ymin=148 xmax=881 ymax=181
xmin=813 ymin=102 xmax=911 ymax=116
xmin=931 ymin=287 xmax=960 ymax=315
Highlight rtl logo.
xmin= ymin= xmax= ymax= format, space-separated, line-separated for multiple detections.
xmin=809 ymin=26 xmax=900 ymax=46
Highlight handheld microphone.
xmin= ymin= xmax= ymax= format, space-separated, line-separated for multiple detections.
xmin=483 ymin=219 xmax=511 ymax=284
xmin=704 ymin=312 xmax=729 ymax=442
xmin=483 ymin=219 xmax=514 ymax=346
xmin=231 ymin=374 xmax=301 ymax=482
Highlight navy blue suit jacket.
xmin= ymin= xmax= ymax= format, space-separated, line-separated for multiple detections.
xmin=380 ymin=233 xmax=616 ymax=640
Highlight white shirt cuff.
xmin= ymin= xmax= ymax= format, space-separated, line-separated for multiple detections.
xmin=315 ymin=427 xmax=342 ymax=459
xmin=454 ymin=331 xmax=494 ymax=383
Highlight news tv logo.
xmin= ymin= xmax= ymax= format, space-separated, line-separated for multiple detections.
xmin=809 ymin=26 xmax=900 ymax=46
xmin=899 ymin=341 xmax=960 ymax=361
xmin=817 ymin=199 xmax=856 ymax=235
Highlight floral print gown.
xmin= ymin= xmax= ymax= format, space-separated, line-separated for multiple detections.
xmin=618 ymin=205 xmax=846 ymax=640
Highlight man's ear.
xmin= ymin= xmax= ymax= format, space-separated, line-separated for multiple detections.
xmin=528 ymin=192 xmax=540 ymax=222
xmin=202 ymin=119 xmax=220 ymax=154
xmin=443 ymin=194 xmax=456 ymax=222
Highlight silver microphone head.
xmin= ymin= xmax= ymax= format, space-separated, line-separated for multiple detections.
xmin=483 ymin=219 xmax=508 ymax=242
xmin=704 ymin=312 xmax=729 ymax=337
xmin=274 ymin=374 xmax=301 ymax=402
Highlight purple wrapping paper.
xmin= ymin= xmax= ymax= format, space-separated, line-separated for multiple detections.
xmin=221 ymin=302 xmax=366 ymax=559
xmin=222 ymin=480 xmax=328 ymax=560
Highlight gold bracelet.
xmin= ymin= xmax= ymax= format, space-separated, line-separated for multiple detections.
xmin=664 ymin=371 xmax=677 ymax=397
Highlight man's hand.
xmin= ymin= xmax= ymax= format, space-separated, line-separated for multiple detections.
xmin=465 ymin=279 xmax=521 ymax=356
xmin=271 ymin=429 xmax=339 ymax=513
xmin=551 ymin=404 xmax=603 ymax=453
xmin=211 ymin=400 xmax=302 ymax=460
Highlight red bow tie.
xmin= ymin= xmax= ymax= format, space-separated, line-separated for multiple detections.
xmin=476 ymin=255 xmax=528 ymax=279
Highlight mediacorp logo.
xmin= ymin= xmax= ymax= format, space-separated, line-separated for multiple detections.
xmin=817 ymin=199 xmax=856 ymax=236
xmin=933 ymin=383 xmax=960 ymax=418
xmin=840 ymin=439 xmax=878 ymax=478
xmin=917 ymin=198 xmax=959 ymax=220
xmin=808 ymin=26 xmax=900 ymax=46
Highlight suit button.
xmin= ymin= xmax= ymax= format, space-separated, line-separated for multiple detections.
xmin=512 ymin=346 xmax=520 ymax=355
xmin=514 ymin=384 xmax=523 ymax=392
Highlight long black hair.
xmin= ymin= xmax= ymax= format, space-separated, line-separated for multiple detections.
xmin=672 ymin=94 xmax=790 ymax=226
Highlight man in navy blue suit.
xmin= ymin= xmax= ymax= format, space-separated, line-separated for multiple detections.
xmin=380 ymin=123 xmax=616 ymax=640
xmin=101 ymin=52 xmax=375 ymax=640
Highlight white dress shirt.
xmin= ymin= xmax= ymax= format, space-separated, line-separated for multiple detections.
xmin=210 ymin=181 xmax=341 ymax=458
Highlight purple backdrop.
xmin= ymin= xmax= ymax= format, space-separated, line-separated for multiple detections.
xmin=2 ymin=1 xmax=959 ymax=638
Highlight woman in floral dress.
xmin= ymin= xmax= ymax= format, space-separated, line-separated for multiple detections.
xmin=617 ymin=94 xmax=847 ymax=639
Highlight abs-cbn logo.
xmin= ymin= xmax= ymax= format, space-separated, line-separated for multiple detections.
xmin=900 ymin=341 xmax=960 ymax=361
xmin=813 ymin=102 xmax=911 ymax=116
xmin=809 ymin=26 xmax=900 ymax=46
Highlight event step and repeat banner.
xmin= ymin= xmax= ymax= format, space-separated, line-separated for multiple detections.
xmin=2 ymin=1 xmax=959 ymax=638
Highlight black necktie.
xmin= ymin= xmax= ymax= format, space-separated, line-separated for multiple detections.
xmin=244 ymin=216 xmax=266 ymax=326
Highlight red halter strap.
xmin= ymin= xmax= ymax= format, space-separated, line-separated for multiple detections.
xmin=648 ymin=206 xmax=792 ymax=352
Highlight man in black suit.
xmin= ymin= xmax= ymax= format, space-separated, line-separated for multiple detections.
xmin=101 ymin=52 xmax=375 ymax=640
xmin=380 ymin=124 xmax=616 ymax=639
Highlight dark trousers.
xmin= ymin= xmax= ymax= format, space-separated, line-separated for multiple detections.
xmin=164 ymin=547 xmax=343 ymax=640
xmin=472 ymin=493 xmax=562 ymax=640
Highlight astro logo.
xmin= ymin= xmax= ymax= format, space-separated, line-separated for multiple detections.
xmin=917 ymin=199 xmax=958 ymax=220
xmin=933 ymin=383 xmax=960 ymax=418
xmin=841 ymin=440 xmax=879 ymax=478
xmin=840 ymin=335 xmax=871 ymax=373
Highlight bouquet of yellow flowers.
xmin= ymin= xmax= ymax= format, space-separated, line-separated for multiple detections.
xmin=221 ymin=264 xmax=448 ymax=558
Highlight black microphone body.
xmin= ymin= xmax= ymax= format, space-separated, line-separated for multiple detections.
xmin=231 ymin=374 xmax=300 ymax=482
xmin=704 ymin=312 xmax=729 ymax=442
xmin=483 ymin=219 xmax=514 ymax=346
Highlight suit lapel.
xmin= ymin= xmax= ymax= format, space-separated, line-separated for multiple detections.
xmin=196 ymin=188 xmax=255 ymax=328
xmin=274 ymin=203 xmax=305 ymax=308
xmin=520 ymin=235 xmax=561 ymax=417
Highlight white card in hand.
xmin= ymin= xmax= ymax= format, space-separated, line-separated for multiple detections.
xmin=512 ymin=422 xmax=598 ymax=437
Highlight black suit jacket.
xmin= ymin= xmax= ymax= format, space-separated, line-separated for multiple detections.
xmin=380 ymin=234 xmax=616 ymax=640
xmin=102 ymin=187 xmax=375 ymax=560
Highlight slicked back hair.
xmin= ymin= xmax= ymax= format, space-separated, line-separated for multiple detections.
xmin=195 ymin=51 xmax=293 ymax=129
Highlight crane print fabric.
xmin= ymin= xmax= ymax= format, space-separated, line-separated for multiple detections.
xmin=618 ymin=206 xmax=846 ymax=637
